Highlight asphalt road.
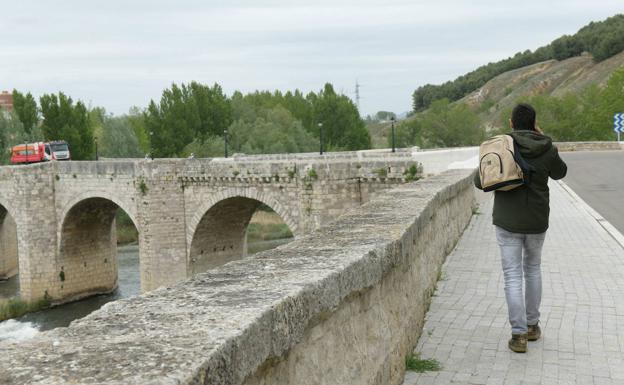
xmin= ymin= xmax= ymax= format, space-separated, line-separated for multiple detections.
xmin=560 ymin=150 xmax=624 ymax=234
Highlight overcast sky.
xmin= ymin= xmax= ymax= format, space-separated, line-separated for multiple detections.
xmin=1 ymin=1 xmax=622 ymax=117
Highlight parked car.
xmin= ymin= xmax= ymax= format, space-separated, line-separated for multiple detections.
xmin=10 ymin=142 xmax=53 ymax=164
xmin=49 ymin=140 xmax=71 ymax=160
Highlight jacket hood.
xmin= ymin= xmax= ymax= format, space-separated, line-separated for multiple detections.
xmin=509 ymin=130 xmax=552 ymax=158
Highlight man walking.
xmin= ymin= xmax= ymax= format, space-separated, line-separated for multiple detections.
xmin=474 ymin=103 xmax=567 ymax=353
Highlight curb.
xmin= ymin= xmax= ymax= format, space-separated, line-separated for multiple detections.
xmin=557 ymin=180 xmax=624 ymax=250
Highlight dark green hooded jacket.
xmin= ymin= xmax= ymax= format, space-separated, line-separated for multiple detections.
xmin=474 ymin=130 xmax=567 ymax=234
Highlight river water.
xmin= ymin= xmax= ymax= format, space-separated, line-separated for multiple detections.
xmin=0 ymin=238 xmax=291 ymax=343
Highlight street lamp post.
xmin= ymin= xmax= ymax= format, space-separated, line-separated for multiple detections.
xmin=318 ymin=122 xmax=324 ymax=155
xmin=148 ymin=131 xmax=154 ymax=159
xmin=95 ymin=137 xmax=99 ymax=161
xmin=390 ymin=116 xmax=396 ymax=153
xmin=224 ymin=128 xmax=228 ymax=158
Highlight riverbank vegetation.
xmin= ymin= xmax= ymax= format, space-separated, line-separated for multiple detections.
xmin=116 ymin=211 xmax=138 ymax=245
xmin=0 ymin=297 xmax=51 ymax=322
xmin=246 ymin=209 xmax=293 ymax=243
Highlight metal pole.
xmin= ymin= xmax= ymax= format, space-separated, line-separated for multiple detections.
xmin=95 ymin=138 xmax=99 ymax=161
xmin=391 ymin=117 xmax=396 ymax=153
xmin=148 ymin=131 xmax=154 ymax=159
xmin=224 ymin=129 xmax=228 ymax=158
xmin=319 ymin=122 xmax=323 ymax=155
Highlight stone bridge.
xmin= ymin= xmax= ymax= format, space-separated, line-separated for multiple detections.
xmin=0 ymin=150 xmax=426 ymax=303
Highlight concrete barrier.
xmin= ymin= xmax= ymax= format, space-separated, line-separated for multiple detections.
xmin=0 ymin=169 xmax=475 ymax=385
xmin=411 ymin=147 xmax=479 ymax=175
xmin=554 ymin=141 xmax=624 ymax=152
xmin=410 ymin=141 xmax=624 ymax=176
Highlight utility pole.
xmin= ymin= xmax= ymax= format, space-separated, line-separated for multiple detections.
xmin=390 ymin=116 xmax=396 ymax=153
xmin=224 ymin=128 xmax=229 ymax=158
xmin=319 ymin=122 xmax=324 ymax=155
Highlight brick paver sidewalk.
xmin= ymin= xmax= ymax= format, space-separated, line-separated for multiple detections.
xmin=403 ymin=181 xmax=624 ymax=385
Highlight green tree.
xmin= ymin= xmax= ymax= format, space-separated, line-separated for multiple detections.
xmin=189 ymin=82 xmax=232 ymax=142
xmin=11 ymin=90 xmax=38 ymax=134
xmin=145 ymin=82 xmax=232 ymax=157
xmin=127 ymin=106 xmax=150 ymax=154
xmin=39 ymin=92 xmax=94 ymax=160
xmin=0 ymin=111 xmax=44 ymax=164
xmin=144 ymin=84 xmax=195 ymax=157
xmin=100 ymin=115 xmax=143 ymax=158
xmin=390 ymin=118 xmax=422 ymax=148
xmin=229 ymin=106 xmax=317 ymax=155
xmin=375 ymin=111 xmax=396 ymax=121
xmin=416 ymin=99 xmax=484 ymax=148
xmin=313 ymin=83 xmax=370 ymax=150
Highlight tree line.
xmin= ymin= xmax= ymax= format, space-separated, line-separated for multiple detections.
xmin=0 ymin=82 xmax=370 ymax=163
xmin=412 ymin=14 xmax=624 ymax=112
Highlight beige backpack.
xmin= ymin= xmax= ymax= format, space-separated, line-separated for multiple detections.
xmin=478 ymin=135 xmax=525 ymax=192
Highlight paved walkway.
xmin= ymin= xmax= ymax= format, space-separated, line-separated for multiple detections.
xmin=403 ymin=181 xmax=624 ymax=385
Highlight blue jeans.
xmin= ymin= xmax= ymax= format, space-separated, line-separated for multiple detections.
xmin=495 ymin=226 xmax=546 ymax=335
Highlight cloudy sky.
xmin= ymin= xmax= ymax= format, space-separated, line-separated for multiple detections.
xmin=1 ymin=1 xmax=622 ymax=117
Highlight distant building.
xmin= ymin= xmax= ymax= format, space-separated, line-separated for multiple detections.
xmin=0 ymin=91 xmax=13 ymax=112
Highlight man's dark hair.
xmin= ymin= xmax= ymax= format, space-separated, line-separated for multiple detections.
xmin=511 ymin=103 xmax=536 ymax=131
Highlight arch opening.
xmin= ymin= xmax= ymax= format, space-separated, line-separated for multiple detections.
xmin=0 ymin=205 xmax=19 ymax=299
xmin=58 ymin=198 xmax=140 ymax=301
xmin=189 ymin=198 xmax=294 ymax=275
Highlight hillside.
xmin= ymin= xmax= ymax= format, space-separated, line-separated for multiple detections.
xmin=367 ymin=49 xmax=624 ymax=147
xmin=411 ymin=14 xmax=624 ymax=111
xmin=461 ymin=50 xmax=624 ymax=128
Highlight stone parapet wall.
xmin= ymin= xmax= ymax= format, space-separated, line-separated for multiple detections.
xmin=554 ymin=141 xmax=624 ymax=152
xmin=0 ymin=169 xmax=475 ymax=385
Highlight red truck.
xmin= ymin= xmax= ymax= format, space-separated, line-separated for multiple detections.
xmin=10 ymin=142 xmax=53 ymax=164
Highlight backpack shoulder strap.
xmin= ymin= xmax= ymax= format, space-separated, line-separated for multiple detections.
xmin=509 ymin=136 xmax=535 ymax=183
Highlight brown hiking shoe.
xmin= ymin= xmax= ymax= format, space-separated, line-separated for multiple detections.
xmin=508 ymin=334 xmax=527 ymax=353
xmin=528 ymin=323 xmax=541 ymax=341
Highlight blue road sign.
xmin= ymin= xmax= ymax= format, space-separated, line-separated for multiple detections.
xmin=615 ymin=113 xmax=624 ymax=133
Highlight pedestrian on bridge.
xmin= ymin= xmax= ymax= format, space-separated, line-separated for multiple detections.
xmin=474 ymin=103 xmax=567 ymax=353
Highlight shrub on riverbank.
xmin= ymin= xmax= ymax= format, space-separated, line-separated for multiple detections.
xmin=116 ymin=211 xmax=138 ymax=245
xmin=247 ymin=223 xmax=293 ymax=242
xmin=0 ymin=297 xmax=51 ymax=322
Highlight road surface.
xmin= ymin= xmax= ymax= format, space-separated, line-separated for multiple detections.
xmin=560 ymin=150 xmax=624 ymax=234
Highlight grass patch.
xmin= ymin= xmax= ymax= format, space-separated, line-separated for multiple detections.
xmin=117 ymin=224 xmax=138 ymax=245
xmin=0 ymin=297 xmax=51 ymax=322
xmin=116 ymin=210 xmax=139 ymax=245
xmin=373 ymin=167 xmax=388 ymax=178
xmin=247 ymin=223 xmax=293 ymax=242
xmin=403 ymin=164 xmax=420 ymax=182
xmin=138 ymin=179 xmax=148 ymax=195
xmin=405 ymin=353 xmax=442 ymax=373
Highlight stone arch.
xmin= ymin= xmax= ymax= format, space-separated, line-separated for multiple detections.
xmin=0 ymin=202 xmax=19 ymax=281
xmin=58 ymin=191 xmax=139 ymax=235
xmin=57 ymin=196 xmax=139 ymax=301
xmin=187 ymin=192 xmax=298 ymax=275
xmin=187 ymin=190 xmax=298 ymax=247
